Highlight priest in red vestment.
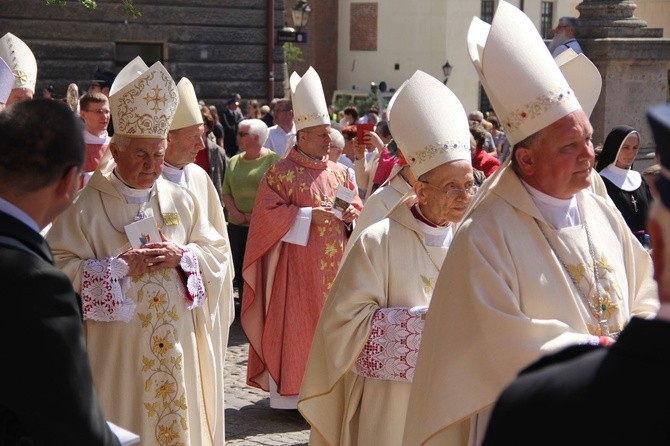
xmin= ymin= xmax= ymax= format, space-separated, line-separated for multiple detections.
xmin=241 ymin=66 xmax=363 ymax=409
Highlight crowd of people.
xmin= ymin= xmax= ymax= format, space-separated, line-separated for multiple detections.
xmin=0 ymin=1 xmax=667 ymax=444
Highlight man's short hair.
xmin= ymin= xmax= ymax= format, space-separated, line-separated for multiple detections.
xmin=79 ymin=91 xmax=108 ymax=111
xmin=343 ymin=105 xmax=359 ymax=121
xmin=0 ymin=99 xmax=85 ymax=192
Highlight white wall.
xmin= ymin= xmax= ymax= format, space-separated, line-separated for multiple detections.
xmin=336 ymin=0 xmax=669 ymax=113
xmin=337 ymin=0 xmax=574 ymax=113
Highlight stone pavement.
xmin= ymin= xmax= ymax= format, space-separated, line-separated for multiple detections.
xmin=225 ymin=299 xmax=310 ymax=445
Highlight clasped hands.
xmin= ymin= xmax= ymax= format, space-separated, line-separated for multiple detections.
xmin=119 ymin=231 xmax=183 ymax=277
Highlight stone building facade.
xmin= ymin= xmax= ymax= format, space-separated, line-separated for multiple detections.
xmin=0 ymin=0 xmax=315 ymax=113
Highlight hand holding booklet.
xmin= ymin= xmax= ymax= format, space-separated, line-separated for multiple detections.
xmin=124 ymin=216 xmax=161 ymax=248
xmin=332 ymin=185 xmax=355 ymax=220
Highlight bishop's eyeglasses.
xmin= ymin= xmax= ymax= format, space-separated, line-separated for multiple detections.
xmin=420 ymin=181 xmax=478 ymax=199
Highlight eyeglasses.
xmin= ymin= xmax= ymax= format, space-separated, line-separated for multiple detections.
xmin=420 ymin=181 xmax=478 ymax=199
xmin=84 ymin=108 xmax=110 ymax=115
xmin=274 ymin=108 xmax=292 ymax=112
xmin=237 ymin=131 xmax=249 ymax=137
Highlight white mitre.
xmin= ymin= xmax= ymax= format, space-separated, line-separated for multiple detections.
xmin=0 ymin=33 xmax=37 ymax=93
xmin=290 ymin=66 xmax=330 ymax=131
xmin=170 ymin=77 xmax=204 ymax=130
xmin=109 ymin=57 xmax=178 ymax=138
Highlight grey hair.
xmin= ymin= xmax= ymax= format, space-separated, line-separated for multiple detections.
xmin=110 ymin=134 xmax=132 ymax=152
xmin=329 ymin=128 xmax=345 ymax=149
xmin=240 ymin=118 xmax=269 ymax=145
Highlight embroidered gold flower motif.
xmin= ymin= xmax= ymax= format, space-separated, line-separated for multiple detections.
xmin=149 ymin=292 xmax=167 ymax=310
xmin=299 ymin=182 xmax=309 ymax=193
xmin=597 ymin=293 xmax=619 ymax=320
xmin=285 ymin=169 xmax=296 ymax=182
xmin=324 ymin=242 xmax=337 ymax=258
xmin=156 ymin=421 xmax=180 ymax=445
xmin=155 ymin=379 xmax=177 ymax=400
xmin=152 ymin=335 xmax=173 ymax=356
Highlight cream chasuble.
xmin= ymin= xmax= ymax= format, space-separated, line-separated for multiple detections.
xmin=299 ymin=200 xmax=450 ymax=446
xmin=403 ymin=165 xmax=658 ymax=446
xmin=46 ymin=168 xmax=229 ymax=446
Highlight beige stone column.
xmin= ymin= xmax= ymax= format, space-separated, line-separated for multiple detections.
xmin=575 ymin=0 xmax=670 ymax=149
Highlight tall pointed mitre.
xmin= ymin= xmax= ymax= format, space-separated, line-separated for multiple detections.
xmin=290 ymin=66 xmax=330 ymax=131
xmin=387 ymin=70 xmax=471 ymax=178
xmin=0 ymin=57 xmax=14 ymax=104
xmin=555 ymin=48 xmax=602 ymax=118
xmin=0 ymin=33 xmax=37 ymax=93
xmin=170 ymin=77 xmax=204 ymax=131
xmin=109 ymin=57 xmax=178 ymax=138
xmin=467 ymin=1 xmax=582 ymax=145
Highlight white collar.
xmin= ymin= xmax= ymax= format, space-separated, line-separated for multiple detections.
xmin=162 ymin=162 xmax=187 ymax=187
xmin=111 ymin=171 xmax=154 ymax=204
xmin=83 ymin=129 xmax=110 ymax=145
xmin=416 ymin=219 xmax=454 ymax=248
xmin=599 ymin=163 xmax=642 ymax=191
xmin=523 ymin=180 xmax=581 ymax=229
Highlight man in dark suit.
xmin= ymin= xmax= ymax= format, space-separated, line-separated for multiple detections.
xmin=482 ymin=102 xmax=670 ymax=446
xmin=0 ymin=99 xmax=120 ymax=445
xmin=221 ymin=96 xmax=241 ymax=157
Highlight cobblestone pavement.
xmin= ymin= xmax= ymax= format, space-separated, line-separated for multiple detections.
xmin=225 ymin=299 xmax=310 ymax=445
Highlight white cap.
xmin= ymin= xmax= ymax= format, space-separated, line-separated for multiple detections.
xmin=109 ymin=57 xmax=178 ymax=138
xmin=467 ymin=1 xmax=581 ymax=146
xmin=0 ymin=33 xmax=37 ymax=93
xmin=555 ymin=49 xmax=602 ymax=118
xmin=0 ymin=57 xmax=14 ymax=104
xmin=290 ymin=66 xmax=330 ymax=131
xmin=170 ymin=77 xmax=204 ymax=131
xmin=387 ymin=70 xmax=471 ymax=178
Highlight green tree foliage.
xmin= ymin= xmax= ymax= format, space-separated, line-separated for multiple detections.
xmin=282 ymin=42 xmax=302 ymax=73
xmin=44 ymin=0 xmax=141 ymax=18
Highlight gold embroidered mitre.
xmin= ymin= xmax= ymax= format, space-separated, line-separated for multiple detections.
xmin=0 ymin=33 xmax=37 ymax=93
xmin=109 ymin=57 xmax=179 ymax=138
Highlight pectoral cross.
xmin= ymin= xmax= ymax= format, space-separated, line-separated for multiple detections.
xmin=631 ymin=195 xmax=638 ymax=213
